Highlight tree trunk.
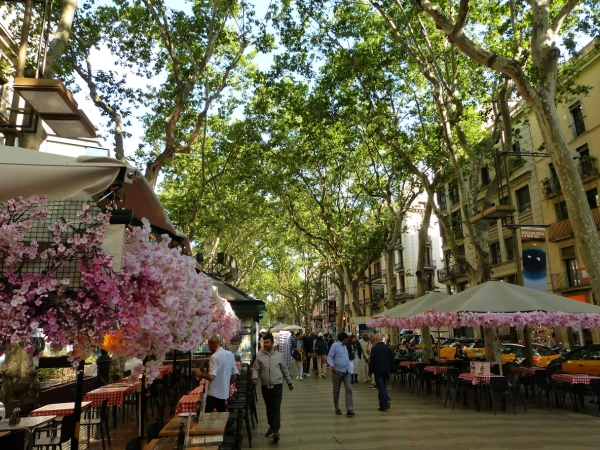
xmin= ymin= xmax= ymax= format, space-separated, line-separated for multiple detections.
xmin=336 ymin=290 xmax=344 ymax=334
xmin=484 ymin=328 xmax=502 ymax=369
xmin=531 ymin=97 xmax=600 ymax=301
xmin=0 ymin=345 xmax=39 ymax=416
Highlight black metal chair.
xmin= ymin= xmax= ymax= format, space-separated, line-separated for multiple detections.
xmin=506 ymin=372 xmax=528 ymax=411
xmin=450 ymin=372 xmax=478 ymax=410
xmin=581 ymin=378 xmax=600 ymax=416
xmin=33 ymin=413 xmax=74 ymax=450
xmin=146 ymin=421 xmax=160 ymax=443
xmin=536 ymin=370 xmax=567 ymax=409
xmin=81 ymin=398 xmax=111 ymax=450
xmin=125 ymin=437 xmax=142 ymax=450
xmin=18 ymin=402 xmax=36 ymax=417
xmin=481 ymin=376 xmax=517 ymax=415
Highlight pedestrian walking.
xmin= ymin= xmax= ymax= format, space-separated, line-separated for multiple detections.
xmin=358 ymin=332 xmax=372 ymax=383
xmin=326 ymin=332 xmax=355 ymax=417
xmin=313 ymin=333 xmax=328 ymax=378
xmin=291 ymin=331 xmax=305 ymax=380
xmin=251 ymin=333 xmax=294 ymax=443
xmin=196 ymin=335 xmax=239 ymax=412
xmin=348 ymin=334 xmax=362 ymax=383
xmin=302 ymin=329 xmax=313 ymax=378
xmin=369 ymin=333 xmax=395 ymax=412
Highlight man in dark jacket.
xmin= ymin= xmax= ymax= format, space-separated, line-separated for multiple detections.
xmin=369 ymin=333 xmax=395 ymax=411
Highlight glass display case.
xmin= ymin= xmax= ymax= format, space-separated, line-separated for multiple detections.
xmin=225 ymin=318 xmax=254 ymax=363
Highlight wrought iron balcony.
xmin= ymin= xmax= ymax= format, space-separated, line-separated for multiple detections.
xmin=395 ymin=287 xmax=416 ymax=300
xmin=370 ymin=271 xmax=382 ymax=281
xmin=394 ymin=261 xmax=405 ymax=271
xmin=548 ymin=206 xmax=600 ymax=242
xmin=551 ymin=269 xmax=591 ymax=291
xmin=437 ymin=264 xmax=467 ymax=282
xmin=423 ymin=259 xmax=436 ymax=270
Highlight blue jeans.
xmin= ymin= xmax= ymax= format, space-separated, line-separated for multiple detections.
xmin=374 ymin=374 xmax=390 ymax=410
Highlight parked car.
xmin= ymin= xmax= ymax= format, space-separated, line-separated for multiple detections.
xmin=547 ymin=344 xmax=600 ymax=375
xmin=455 ymin=339 xmax=486 ymax=360
xmin=500 ymin=343 xmax=560 ymax=367
xmin=439 ymin=338 xmax=464 ymax=359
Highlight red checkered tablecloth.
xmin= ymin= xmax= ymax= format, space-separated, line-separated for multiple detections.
xmin=190 ymin=385 xmax=205 ymax=396
xmin=551 ymin=373 xmax=600 ymax=385
xmin=84 ymin=385 xmax=136 ymax=408
xmin=459 ymin=373 xmax=504 ymax=385
xmin=175 ymin=394 xmax=202 ymax=415
xmin=30 ymin=402 xmax=92 ymax=417
xmin=159 ymin=365 xmax=173 ymax=375
xmin=399 ymin=361 xmax=416 ymax=369
xmin=424 ymin=366 xmax=451 ymax=375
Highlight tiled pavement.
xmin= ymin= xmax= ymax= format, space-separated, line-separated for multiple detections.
xmin=78 ymin=369 xmax=598 ymax=449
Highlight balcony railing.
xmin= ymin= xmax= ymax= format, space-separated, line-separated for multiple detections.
xmin=381 ymin=267 xmax=387 ymax=277
xmin=423 ymin=259 xmax=436 ymax=270
xmin=551 ymin=269 xmax=591 ymax=291
xmin=437 ymin=264 xmax=467 ymax=282
xmin=548 ymin=206 xmax=600 ymax=241
xmin=328 ymin=290 xmax=339 ymax=299
xmin=394 ymin=261 xmax=405 ymax=271
xmin=395 ymin=287 xmax=416 ymax=299
xmin=370 ymin=271 xmax=382 ymax=281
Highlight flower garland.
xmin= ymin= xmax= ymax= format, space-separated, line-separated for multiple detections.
xmin=367 ymin=310 xmax=600 ymax=329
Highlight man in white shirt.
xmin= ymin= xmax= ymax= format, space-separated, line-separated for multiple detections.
xmin=197 ymin=335 xmax=239 ymax=412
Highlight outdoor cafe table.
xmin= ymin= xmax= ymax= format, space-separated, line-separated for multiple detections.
xmin=0 ymin=415 xmax=56 ymax=450
xmin=424 ymin=365 xmax=451 ymax=376
xmin=175 ymin=394 xmax=202 ymax=415
xmin=144 ymin=438 xmax=219 ymax=450
xmin=29 ymin=401 xmax=92 ymax=417
xmin=399 ymin=361 xmax=416 ymax=369
xmin=84 ymin=384 xmax=137 ymax=427
xmin=551 ymin=373 xmax=600 ymax=412
xmin=458 ymin=373 xmax=505 ymax=411
xmin=159 ymin=412 xmax=229 ymax=437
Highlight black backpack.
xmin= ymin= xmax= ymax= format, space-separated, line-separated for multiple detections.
xmin=315 ymin=340 xmax=326 ymax=355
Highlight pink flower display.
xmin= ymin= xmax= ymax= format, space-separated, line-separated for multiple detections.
xmin=1 ymin=197 xmax=241 ymax=380
xmin=367 ymin=310 xmax=600 ymax=329
xmin=0 ymin=197 xmax=118 ymax=364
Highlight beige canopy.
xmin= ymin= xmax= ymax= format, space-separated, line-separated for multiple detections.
xmin=0 ymin=145 xmax=190 ymax=250
xmin=372 ymin=291 xmax=449 ymax=318
xmin=432 ymin=281 xmax=600 ymax=313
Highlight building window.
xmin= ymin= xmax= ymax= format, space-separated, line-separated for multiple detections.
xmin=481 ymin=167 xmax=490 ymax=187
xmin=555 ymin=200 xmax=568 ymax=221
xmin=449 ymin=182 xmax=460 ymax=205
xmin=438 ymin=192 xmax=447 ymax=211
xmin=512 ymin=140 xmax=521 ymax=156
xmin=562 ymin=246 xmax=580 ymax=287
xmin=490 ymin=241 xmax=501 ymax=265
xmin=505 ymin=236 xmax=515 ymax=261
xmin=578 ymin=145 xmax=595 ymax=177
xmin=451 ymin=210 xmax=463 ymax=237
xmin=515 ymin=186 xmax=531 ymax=212
xmin=570 ymin=103 xmax=586 ymax=137
xmin=444 ymin=250 xmax=453 ymax=268
xmin=587 ymin=188 xmax=598 ymax=209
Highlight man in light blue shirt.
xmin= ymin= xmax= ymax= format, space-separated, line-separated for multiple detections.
xmin=197 ymin=336 xmax=239 ymax=412
xmin=326 ymin=332 xmax=355 ymax=416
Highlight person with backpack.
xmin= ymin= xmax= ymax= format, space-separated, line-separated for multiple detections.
xmin=313 ymin=333 xmax=328 ymax=378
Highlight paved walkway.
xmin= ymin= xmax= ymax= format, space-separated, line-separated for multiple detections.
xmin=244 ymin=370 xmax=598 ymax=450
xmin=77 ymin=367 xmax=599 ymax=449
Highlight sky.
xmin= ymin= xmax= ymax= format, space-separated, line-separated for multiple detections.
xmin=72 ymin=0 xmax=277 ymax=160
